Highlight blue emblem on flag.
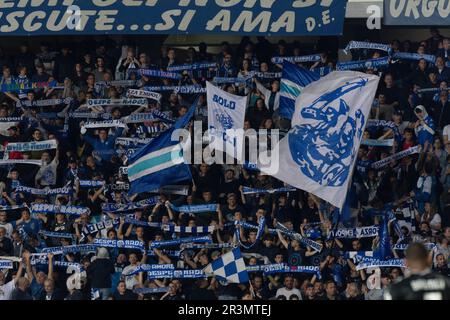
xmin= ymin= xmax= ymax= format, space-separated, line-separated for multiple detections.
xmin=215 ymin=110 xmax=234 ymax=130
xmin=288 ymin=78 xmax=368 ymax=186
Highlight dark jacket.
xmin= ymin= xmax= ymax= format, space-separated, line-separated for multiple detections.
xmin=38 ymin=288 xmax=65 ymax=300
xmin=87 ymin=258 xmax=115 ymax=289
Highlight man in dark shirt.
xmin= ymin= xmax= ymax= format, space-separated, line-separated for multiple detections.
xmin=384 ymin=243 xmax=450 ymax=300
xmin=113 ymin=280 xmax=138 ymax=300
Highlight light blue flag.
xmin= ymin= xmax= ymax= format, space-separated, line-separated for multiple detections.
xmin=203 ymin=247 xmax=249 ymax=284
xmin=261 ymin=72 xmax=380 ymax=209
xmin=279 ymin=60 xmax=320 ymax=120
xmin=127 ymin=100 xmax=197 ymax=195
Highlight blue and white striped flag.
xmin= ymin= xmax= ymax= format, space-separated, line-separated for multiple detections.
xmin=203 ymin=247 xmax=249 ymax=284
xmin=279 ymin=61 xmax=319 ymax=120
xmin=127 ymin=100 xmax=197 ymax=194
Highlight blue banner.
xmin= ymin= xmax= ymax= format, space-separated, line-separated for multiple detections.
xmin=384 ymin=0 xmax=450 ymax=26
xmin=0 ymin=1 xmax=347 ymax=36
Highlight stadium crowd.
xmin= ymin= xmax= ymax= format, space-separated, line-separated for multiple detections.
xmin=0 ymin=29 xmax=449 ymax=301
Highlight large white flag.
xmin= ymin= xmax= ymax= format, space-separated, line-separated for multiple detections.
xmin=261 ymin=71 xmax=380 ymax=209
xmin=206 ymin=81 xmax=247 ymax=160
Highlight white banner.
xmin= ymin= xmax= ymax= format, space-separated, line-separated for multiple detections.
xmin=206 ymin=81 xmax=247 ymax=161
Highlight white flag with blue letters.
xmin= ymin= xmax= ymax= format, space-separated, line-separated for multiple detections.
xmin=261 ymin=71 xmax=380 ymax=209
xmin=207 ymin=82 xmax=247 ymax=160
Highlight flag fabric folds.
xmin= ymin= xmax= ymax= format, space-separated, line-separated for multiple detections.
xmin=261 ymin=71 xmax=380 ymax=209
xmin=206 ymin=81 xmax=247 ymax=160
xmin=127 ymin=100 xmax=197 ymax=194
xmin=279 ymin=61 xmax=320 ymax=120
xmin=203 ymin=247 xmax=249 ymax=284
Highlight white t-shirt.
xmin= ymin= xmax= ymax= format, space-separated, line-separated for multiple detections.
xmin=0 ymin=222 xmax=13 ymax=238
xmin=0 ymin=279 xmax=15 ymax=300
xmin=122 ymin=265 xmax=139 ymax=290
xmin=275 ymin=287 xmax=303 ymax=300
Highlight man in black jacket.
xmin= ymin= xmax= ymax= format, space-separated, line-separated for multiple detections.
xmin=0 ymin=226 xmax=13 ymax=256
xmin=384 ymin=243 xmax=450 ymax=300
xmin=87 ymin=248 xmax=115 ymax=300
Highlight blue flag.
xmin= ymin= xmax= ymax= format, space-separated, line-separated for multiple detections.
xmin=374 ymin=215 xmax=391 ymax=260
xmin=127 ymin=100 xmax=197 ymax=194
xmin=279 ymin=60 xmax=320 ymax=120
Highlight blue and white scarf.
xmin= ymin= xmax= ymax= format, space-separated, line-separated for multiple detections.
xmin=133 ymin=287 xmax=169 ymax=294
xmin=180 ymin=243 xmax=234 ymax=250
xmin=213 ymin=76 xmax=252 ymax=85
xmin=242 ymin=187 xmax=296 ymax=195
xmin=243 ymin=162 xmax=259 ymax=171
xmin=123 ymin=217 xmax=164 ymax=228
xmin=5 ymin=139 xmax=57 ymax=153
xmin=129 ymin=69 xmax=181 ymax=80
xmin=328 ymin=226 xmax=379 ymax=238
xmin=87 ymin=98 xmax=147 ymax=107
xmin=276 ymin=222 xmax=322 ymax=252
xmin=115 ymin=137 xmax=152 ymax=147
xmin=251 ymin=71 xmax=282 ymax=79
xmin=371 ymin=146 xmax=420 ymax=169
xmin=94 ymin=238 xmax=145 ymax=251
xmin=235 ymin=217 xmax=266 ymax=249
xmin=150 ymin=236 xmax=211 ymax=248
xmin=127 ymin=89 xmax=162 ymax=102
xmin=122 ymin=113 xmax=157 ymax=123
xmin=136 ymin=125 xmax=162 ymax=136
xmin=361 ymin=139 xmax=394 ymax=147
xmin=151 ymin=110 xmax=175 ymax=124
xmin=337 ymin=57 xmax=390 ymax=71
xmin=101 ymin=197 xmax=159 ymax=213
xmin=82 ymin=120 xmax=126 ymax=130
xmin=167 ymin=63 xmax=217 ymax=72
xmin=392 ymin=243 xmax=436 ymax=251
xmin=0 ymin=260 xmax=14 ymax=269
xmin=147 ymin=249 xmax=181 ymax=258
xmin=263 ymin=263 xmax=321 ymax=278
xmin=39 ymin=230 xmax=75 ymax=240
xmin=78 ymin=180 xmax=105 ymax=188
xmin=95 ymin=80 xmax=141 ymax=88
xmin=81 ymin=219 xmax=119 ymax=240
xmin=392 ymin=52 xmax=436 ymax=64
xmin=355 ymin=257 xmax=405 ymax=271
xmin=0 ymin=159 xmax=42 ymax=166
xmin=147 ymin=269 xmax=205 ymax=279
xmin=17 ymin=98 xmax=72 ymax=108
xmin=124 ymin=264 xmax=175 ymax=276
xmin=0 ymin=204 xmax=27 ymax=211
xmin=15 ymin=185 xmax=72 ymax=196
xmin=271 ymin=55 xmax=321 ymax=64
xmin=169 ymin=204 xmax=218 ymax=213
xmin=30 ymin=254 xmax=83 ymax=271
xmin=344 ymin=41 xmax=391 ymax=54
xmin=68 ymin=112 xmax=111 ymax=120
xmin=163 ymin=225 xmax=215 ymax=234
xmin=144 ymin=85 xmax=206 ymax=94
xmin=41 ymin=244 xmax=97 ymax=254
xmin=31 ymin=203 xmax=90 ymax=216
xmin=366 ymin=119 xmax=401 ymax=141
xmin=149 ymin=185 xmax=189 ymax=196
xmin=342 ymin=251 xmax=374 ymax=262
